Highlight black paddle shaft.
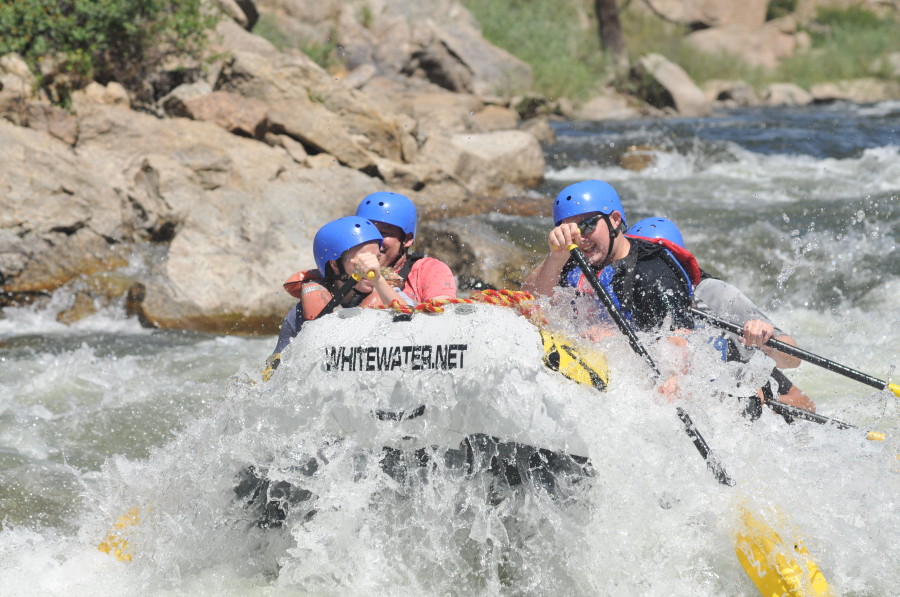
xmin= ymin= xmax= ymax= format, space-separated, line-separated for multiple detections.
xmin=689 ymin=307 xmax=891 ymax=392
xmin=568 ymin=247 xmax=661 ymax=377
xmin=568 ymin=246 xmax=735 ymax=486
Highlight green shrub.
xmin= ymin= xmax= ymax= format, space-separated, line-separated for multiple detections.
xmin=776 ymin=6 xmax=900 ymax=86
xmin=767 ymin=0 xmax=798 ymax=21
xmin=462 ymin=0 xmax=609 ymax=100
xmin=0 ymin=0 xmax=218 ymax=103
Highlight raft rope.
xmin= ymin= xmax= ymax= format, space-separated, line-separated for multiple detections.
xmin=372 ymin=289 xmax=543 ymax=322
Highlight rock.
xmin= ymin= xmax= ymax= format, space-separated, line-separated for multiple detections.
xmin=870 ymin=52 xmax=900 ymax=78
xmin=265 ymin=132 xmax=309 ymax=164
xmin=687 ymin=17 xmax=810 ymax=71
xmin=65 ymin=105 xmax=389 ymax=334
xmin=634 ymin=54 xmax=710 ymax=117
xmin=0 ymin=120 xmax=128 ymax=301
xmin=703 ymin=79 xmax=760 ymax=106
xmin=422 ymin=130 xmax=544 ymax=195
xmin=179 ymin=91 xmax=269 ymax=138
xmin=161 ymin=80 xmax=215 ymax=116
xmin=417 ymin=217 xmax=533 ymax=291
xmin=212 ymin=17 xmax=278 ymax=56
xmin=341 ymin=64 xmax=377 ymax=89
xmin=636 ymin=0 xmax=768 ymax=28
xmin=519 ymin=118 xmax=556 ymax=144
xmin=18 ymin=102 xmax=79 ymax=146
xmin=574 ymin=94 xmax=640 ymax=121
xmin=471 ymin=105 xmax=519 ymax=131
xmin=71 ymin=82 xmax=131 ymax=112
xmin=409 ymin=90 xmax=483 ymax=137
xmin=809 ymin=78 xmax=900 ymax=104
xmin=0 ymin=54 xmax=39 ymax=117
xmin=618 ymin=145 xmax=657 ymax=171
xmin=335 ymin=0 xmax=532 ymax=95
xmin=763 ymin=83 xmax=813 ymax=106
xmin=218 ymin=50 xmax=413 ymax=166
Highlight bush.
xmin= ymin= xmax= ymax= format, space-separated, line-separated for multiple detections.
xmin=462 ymin=0 xmax=610 ymax=100
xmin=776 ymin=6 xmax=900 ymax=87
xmin=0 ymin=0 xmax=218 ymax=104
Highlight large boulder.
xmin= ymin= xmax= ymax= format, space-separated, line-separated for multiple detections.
xmin=1 ymin=104 xmax=396 ymax=332
xmin=216 ymin=50 xmax=414 ymax=168
xmin=686 ymin=17 xmax=812 ymax=71
xmin=763 ymin=83 xmax=814 ymax=106
xmin=0 ymin=120 xmax=128 ymax=301
xmin=256 ymin=0 xmax=533 ymax=95
xmin=637 ymin=0 xmax=768 ymax=28
xmin=633 ymin=54 xmax=710 ymax=117
xmin=421 ymin=130 xmax=545 ymax=194
xmin=809 ymin=78 xmax=900 ymax=103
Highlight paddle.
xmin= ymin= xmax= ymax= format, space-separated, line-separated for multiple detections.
xmin=566 ymin=245 xmax=732 ymax=483
xmin=691 ymin=307 xmax=899 ymax=397
xmin=567 ymin=245 xmax=829 ymax=595
xmin=765 ymin=399 xmax=886 ymax=441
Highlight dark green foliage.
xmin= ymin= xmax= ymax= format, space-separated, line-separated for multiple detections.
xmin=766 ymin=0 xmax=797 ymax=21
xmin=0 ymin=0 xmax=219 ymax=103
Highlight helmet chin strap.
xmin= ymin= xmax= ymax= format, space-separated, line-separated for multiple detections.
xmin=387 ymin=245 xmax=407 ymax=270
xmin=599 ymin=214 xmax=621 ymax=267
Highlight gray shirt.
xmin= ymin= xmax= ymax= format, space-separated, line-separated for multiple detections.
xmin=693 ymin=278 xmax=784 ymax=362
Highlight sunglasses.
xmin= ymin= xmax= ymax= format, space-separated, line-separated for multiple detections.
xmin=577 ymin=214 xmax=603 ymax=236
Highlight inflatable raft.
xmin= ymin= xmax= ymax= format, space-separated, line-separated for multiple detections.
xmin=274 ymin=295 xmax=609 ymax=458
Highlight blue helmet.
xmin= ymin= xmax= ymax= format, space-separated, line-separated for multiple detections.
xmin=313 ymin=216 xmax=383 ymax=274
xmin=627 ymin=217 xmax=685 ymax=249
xmin=553 ymin=180 xmax=626 ymax=227
xmin=356 ymin=192 xmax=417 ymax=237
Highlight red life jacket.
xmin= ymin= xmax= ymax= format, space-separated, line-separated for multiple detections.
xmin=624 ymin=234 xmax=702 ymax=286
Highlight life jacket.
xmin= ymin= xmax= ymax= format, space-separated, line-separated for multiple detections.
xmin=282 ymin=252 xmax=425 ymax=320
xmin=624 ymin=234 xmax=702 ymax=288
xmin=562 ymin=238 xmax=699 ymax=322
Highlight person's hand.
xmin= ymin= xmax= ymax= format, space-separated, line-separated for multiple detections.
xmin=548 ymin=223 xmax=581 ymax=256
xmin=350 ymin=252 xmax=381 ymax=282
xmin=656 ymin=374 xmax=681 ymax=402
xmin=742 ymin=319 xmax=775 ymax=348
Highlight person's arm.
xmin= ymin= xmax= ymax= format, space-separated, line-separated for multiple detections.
xmin=351 ymin=251 xmax=406 ymax=307
xmin=522 ymin=223 xmax=580 ymax=297
xmin=694 ymin=279 xmax=799 ymax=368
xmin=742 ymin=320 xmax=801 ymax=369
xmin=273 ymin=303 xmax=303 ymax=355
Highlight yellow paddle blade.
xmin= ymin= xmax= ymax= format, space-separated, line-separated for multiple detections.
xmin=540 ymin=330 xmax=610 ymax=391
xmin=889 ymin=382 xmax=900 ymax=398
xmin=97 ymin=507 xmax=143 ymax=563
xmin=735 ymin=506 xmax=831 ymax=596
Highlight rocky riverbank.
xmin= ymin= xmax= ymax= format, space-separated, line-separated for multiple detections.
xmin=1 ymin=0 xmax=897 ymax=334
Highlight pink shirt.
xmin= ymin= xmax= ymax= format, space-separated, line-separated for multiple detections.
xmin=403 ymin=257 xmax=456 ymax=301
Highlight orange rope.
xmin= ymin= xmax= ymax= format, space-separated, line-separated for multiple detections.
xmin=372 ymin=289 xmax=545 ymax=324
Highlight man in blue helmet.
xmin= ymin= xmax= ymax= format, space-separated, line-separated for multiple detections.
xmin=523 ymin=180 xmax=697 ymax=334
xmin=627 ymin=217 xmax=816 ymax=414
xmin=354 ymin=192 xmax=456 ymax=304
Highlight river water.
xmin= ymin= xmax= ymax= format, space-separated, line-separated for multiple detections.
xmin=0 ymin=102 xmax=897 ymax=595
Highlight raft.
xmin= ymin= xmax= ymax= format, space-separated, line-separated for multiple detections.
xmin=276 ymin=297 xmax=610 ymax=458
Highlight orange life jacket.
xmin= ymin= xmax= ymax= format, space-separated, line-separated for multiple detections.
xmin=283 ymin=270 xmax=334 ymax=321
